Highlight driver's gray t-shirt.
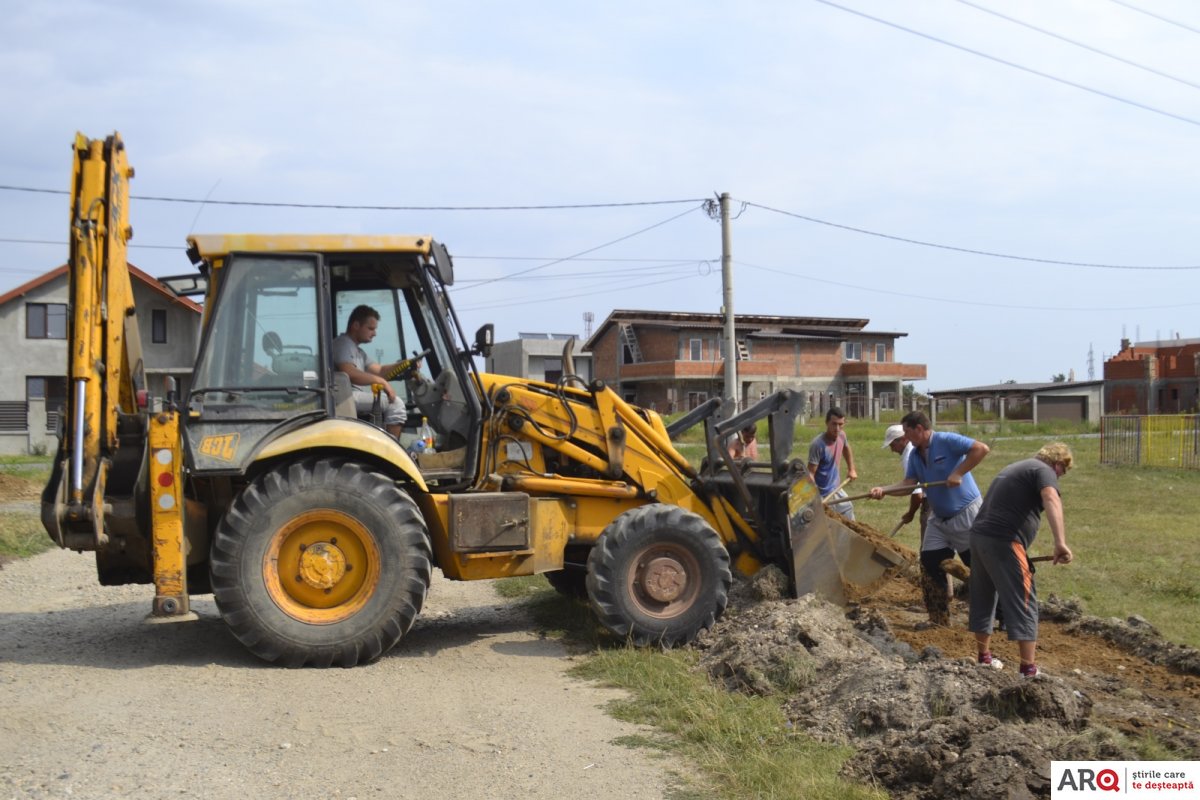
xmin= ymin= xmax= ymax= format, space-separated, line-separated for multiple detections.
xmin=331 ymin=334 xmax=367 ymax=376
xmin=331 ymin=333 xmax=367 ymax=393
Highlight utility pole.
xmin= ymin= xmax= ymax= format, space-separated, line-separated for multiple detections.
xmin=720 ymin=192 xmax=737 ymax=410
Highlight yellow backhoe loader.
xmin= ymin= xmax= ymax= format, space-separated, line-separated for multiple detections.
xmin=42 ymin=132 xmax=903 ymax=666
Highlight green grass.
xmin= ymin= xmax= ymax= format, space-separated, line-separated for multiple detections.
xmin=0 ymin=513 xmax=53 ymax=559
xmin=0 ymin=457 xmax=53 ymax=560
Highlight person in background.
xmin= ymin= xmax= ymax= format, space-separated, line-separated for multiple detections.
xmin=727 ymin=425 xmax=759 ymax=460
xmin=968 ymin=443 xmax=1074 ymax=677
xmin=332 ymin=304 xmax=409 ymax=437
xmin=808 ymin=407 xmax=857 ymax=519
xmin=882 ymin=424 xmax=928 ymax=541
xmin=869 ymin=410 xmax=989 ymax=626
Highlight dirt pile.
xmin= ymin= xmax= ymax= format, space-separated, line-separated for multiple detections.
xmin=693 ymin=567 xmax=1200 ymax=800
xmin=0 ymin=473 xmax=42 ymax=501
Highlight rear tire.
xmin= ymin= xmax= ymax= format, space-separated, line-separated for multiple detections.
xmin=210 ymin=457 xmax=431 ymax=667
xmin=586 ymin=505 xmax=730 ymax=646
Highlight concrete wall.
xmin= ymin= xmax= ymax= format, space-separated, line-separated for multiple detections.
xmin=487 ymin=338 xmax=592 ymax=384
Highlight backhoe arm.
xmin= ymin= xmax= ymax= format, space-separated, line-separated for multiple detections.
xmin=46 ymin=133 xmax=144 ymax=548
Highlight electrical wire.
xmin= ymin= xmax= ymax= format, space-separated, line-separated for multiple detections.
xmin=455 ymin=270 xmax=707 ymax=313
xmin=1106 ymin=0 xmax=1200 ymax=36
xmin=454 ymin=204 xmax=705 ymax=293
xmin=736 ymin=259 xmax=1200 ymax=311
xmin=956 ymin=0 xmax=1200 ymax=92
xmin=812 ymin=0 xmax=1200 ymax=128
xmin=0 ymin=184 xmax=705 ymax=211
xmin=738 ymin=199 xmax=1200 ymax=270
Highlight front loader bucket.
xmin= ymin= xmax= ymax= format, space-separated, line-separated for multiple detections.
xmin=784 ymin=477 xmax=906 ymax=605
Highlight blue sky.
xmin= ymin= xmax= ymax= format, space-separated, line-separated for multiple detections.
xmin=3 ymin=1 xmax=1198 ymax=389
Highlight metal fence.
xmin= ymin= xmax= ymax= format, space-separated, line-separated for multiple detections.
xmin=1100 ymin=415 xmax=1200 ymax=469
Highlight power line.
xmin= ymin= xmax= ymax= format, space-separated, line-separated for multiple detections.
xmin=1106 ymin=0 xmax=1200 ymax=36
xmin=455 ymin=271 xmax=706 ymax=313
xmin=812 ymin=0 xmax=1200 ymax=128
xmin=739 ymin=199 xmax=1200 ymax=270
xmin=737 ymin=260 xmax=1200 ymax=312
xmin=454 ymin=261 xmax=712 ymax=284
xmin=0 ymin=184 xmax=705 ymax=211
xmin=454 ymin=204 xmax=705 ymax=292
xmin=957 ymin=0 xmax=1200 ymax=92
xmin=0 ymin=237 xmax=182 ymax=251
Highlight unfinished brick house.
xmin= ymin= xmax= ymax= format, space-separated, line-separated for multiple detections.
xmin=1104 ymin=337 xmax=1200 ymax=414
xmin=583 ymin=310 xmax=926 ymax=416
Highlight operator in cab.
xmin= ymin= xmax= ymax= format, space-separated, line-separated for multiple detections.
xmin=332 ymin=304 xmax=410 ymax=437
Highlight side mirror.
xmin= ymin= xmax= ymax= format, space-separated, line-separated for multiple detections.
xmin=473 ymin=323 xmax=494 ymax=358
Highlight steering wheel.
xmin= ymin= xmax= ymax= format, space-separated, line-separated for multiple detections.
xmin=385 ymin=348 xmax=434 ymax=381
xmin=262 ymin=331 xmax=283 ymax=358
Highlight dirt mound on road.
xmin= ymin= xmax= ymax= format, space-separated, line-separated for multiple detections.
xmin=693 ymin=567 xmax=1200 ymax=799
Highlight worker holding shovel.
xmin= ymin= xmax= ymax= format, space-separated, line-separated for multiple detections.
xmin=881 ymin=424 xmax=928 ymax=541
xmin=868 ymin=411 xmax=990 ymax=626
xmin=808 ymin=407 xmax=857 ymax=519
xmin=967 ymin=443 xmax=1074 ymax=678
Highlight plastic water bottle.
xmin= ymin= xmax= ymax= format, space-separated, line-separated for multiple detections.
xmin=419 ymin=417 xmax=435 ymax=454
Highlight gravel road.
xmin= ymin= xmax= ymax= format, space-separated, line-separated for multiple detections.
xmin=0 ymin=549 xmax=679 ymax=800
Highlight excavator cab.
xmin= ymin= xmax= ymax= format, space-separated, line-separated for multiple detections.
xmin=182 ymin=237 xmax=486 ymax=487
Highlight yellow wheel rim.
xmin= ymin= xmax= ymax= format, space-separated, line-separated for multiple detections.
xmin=264 ymin=510 xmax=381 ymax=624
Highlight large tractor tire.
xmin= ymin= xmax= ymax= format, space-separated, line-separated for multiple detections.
xmin=210 ymin=457 xmax=431 ymax=667
xmin=586 ymin=504 xmax=731 ymax=647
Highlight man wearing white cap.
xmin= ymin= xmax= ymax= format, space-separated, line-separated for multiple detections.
xmin=882 ymin=424 xmax=927 ymax=541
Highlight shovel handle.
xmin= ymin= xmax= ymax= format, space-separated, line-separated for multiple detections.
xmin=843 ymin=480 xmax=949 ymax=504
xmin=820 ymin=477 xmax=854 ymax=504
xmin=1028 ymin=555 xmax=1055 ymax=563
xmin=887 ymin=519 xmax=907 ymax=538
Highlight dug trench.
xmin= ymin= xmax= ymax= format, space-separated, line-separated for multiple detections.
xmin=692 ymin=514 xmax=1200 ymax=800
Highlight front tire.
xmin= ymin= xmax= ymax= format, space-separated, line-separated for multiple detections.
xmin=210 ymin=457 xmax=431 ymax=667
xmin=586 ymin=504 xmax=731 ymax=646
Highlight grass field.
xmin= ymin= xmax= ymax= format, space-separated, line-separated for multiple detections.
xmin=0 ymin=458 xmax=52 ymax=561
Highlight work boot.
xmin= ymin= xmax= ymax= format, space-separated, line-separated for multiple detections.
xmin=920 ymin=571 xmax=950 ymax=626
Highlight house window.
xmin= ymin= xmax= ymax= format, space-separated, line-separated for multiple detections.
xmin=27 ymin=375 xmax=67 ymax=402
xmin=152 ymin=309 xmax=168 ymax=344
xmin=26 ymin=303 xmax=67 ymax=339
xmin=687 ymin=391 xmax=708 ymax=410
xmin=876 ymin=343 xmax=887 ymax=362
xmin=543 ymin=357 xmax=563 ymax=385
xmin=689 ymin=339 xmax=702 ymax=361
xmin=28 ymin=376 xmax=67 ymax=434
xmin=845 ymin=341 xmax=862 ymax=361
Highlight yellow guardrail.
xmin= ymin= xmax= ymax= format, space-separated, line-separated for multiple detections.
xmin=1100 ymin=415 xmax=1200 ymax=469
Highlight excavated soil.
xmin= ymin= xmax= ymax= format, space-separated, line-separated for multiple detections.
xmin=694 ymin=562 xmax=1200 ymax=799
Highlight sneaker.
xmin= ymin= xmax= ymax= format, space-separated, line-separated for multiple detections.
xmin=978 ymin=652 xmax=1004 ymax=670
xmin=1020 ymin=663 xmax=1041 ymax=679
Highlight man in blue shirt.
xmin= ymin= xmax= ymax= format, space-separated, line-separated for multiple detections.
xmin=870 ymin=410 xmax=989 ymax=625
